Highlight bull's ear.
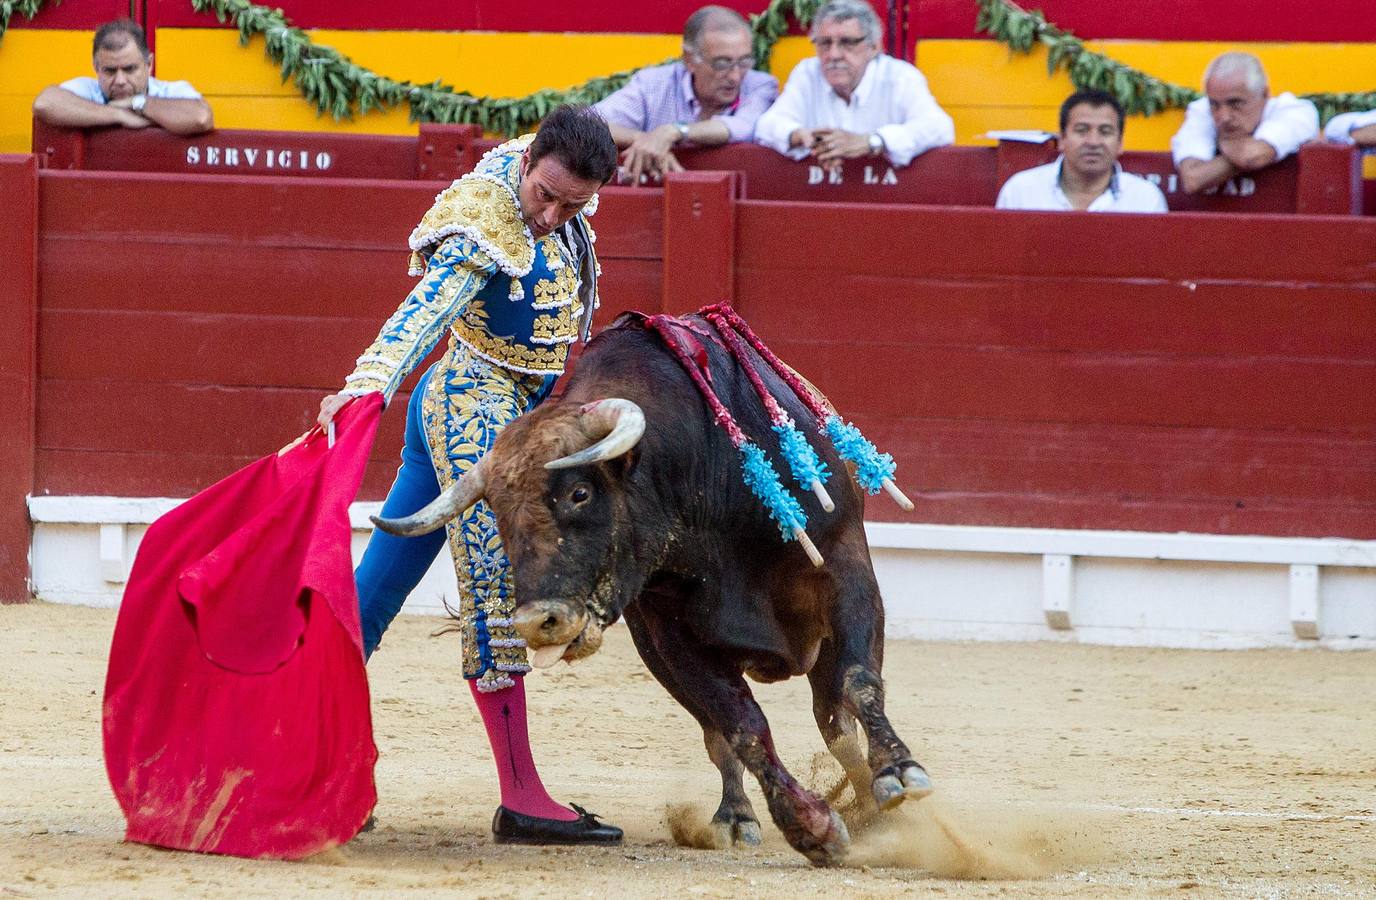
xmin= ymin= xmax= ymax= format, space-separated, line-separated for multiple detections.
xmin=606 ymin=446 xmax=640 ymax=480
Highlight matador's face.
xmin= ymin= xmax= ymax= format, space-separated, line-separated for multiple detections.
xmin=517 ymin=153 xmax=600 ymax=239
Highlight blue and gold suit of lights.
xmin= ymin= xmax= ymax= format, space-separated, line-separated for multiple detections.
xmin=343 ymin=135 xmax=601 ymax=690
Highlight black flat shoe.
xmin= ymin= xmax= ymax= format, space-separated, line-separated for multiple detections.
xmin=491 ymin=803 xmax=623 ymax=845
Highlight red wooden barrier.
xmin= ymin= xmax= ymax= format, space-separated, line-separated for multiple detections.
xmin=662 ymin=171 xmax=740 ymax=311
xmin=36 ymin=120 xmax=1360 ymax=215
xmin=0 ymin=155 xmax=38 ymax=602
xmin=12 ymin=155 xmax=1376 ymax=600
xmin=733 ymin=199 xmax=1376 ymax=535
xmin=31 ymin=120 xmax=486 ymax=180
xmin=33 ymin=170 xmax=661 ymax=501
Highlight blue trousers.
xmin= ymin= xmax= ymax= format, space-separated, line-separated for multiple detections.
xmin=355 ymin=369 xmax=447 ymax=659
xmin=355 ymin=357 xmax=556 ymax=669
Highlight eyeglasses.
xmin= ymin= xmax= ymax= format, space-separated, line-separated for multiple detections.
xmin=811 ymin=36 xmax=868 ymax=51
xmin=693 ymin=54 xmax=756 ymax=73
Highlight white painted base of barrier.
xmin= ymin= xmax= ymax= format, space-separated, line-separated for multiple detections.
xmin=26 ymin=496 xmax=1376 ymax=650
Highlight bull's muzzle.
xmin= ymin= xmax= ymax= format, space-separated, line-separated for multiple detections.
xmin=514 ymin=599 xmax=590 ymax=667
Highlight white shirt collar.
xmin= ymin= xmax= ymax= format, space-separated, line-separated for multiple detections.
xmin=1055 ymin=155 xmax=1122 ymax=201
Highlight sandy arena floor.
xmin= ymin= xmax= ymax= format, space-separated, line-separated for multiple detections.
xmin=1 ymin=601 xmax=1373 ymax=898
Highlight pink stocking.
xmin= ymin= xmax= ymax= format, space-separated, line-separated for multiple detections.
xmin=469 ymin=676 xmax=578 ymax=821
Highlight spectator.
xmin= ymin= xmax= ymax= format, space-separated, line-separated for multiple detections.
xmin=997 ymin=90 xmax=1167 ymax=213
xmin=593 ymin=6 xmax=778 ymax=183
xmin=1324 ymin=108 xmax=1376 ymax=151
xmin=32 ymin=19 xmax=212 ymax=136
xmin=1171 ymin=52 xmax=1316 ymax=194
xmin=754 ymin=0 xmax=953 ymax=170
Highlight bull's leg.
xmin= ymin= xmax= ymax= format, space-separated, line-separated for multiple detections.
xmin=633 ymin=603 xmax=848 ymax=866
xmin=824 ymin=543 xmax=934 ymax=811
xmin=623 ymin=607 xmax=761 ymax=847
xmin=806 ymin=641 xmax=876 ymax=809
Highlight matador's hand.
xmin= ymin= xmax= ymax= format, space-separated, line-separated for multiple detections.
xmin=317 ymin=391 xmax=351 ymax=428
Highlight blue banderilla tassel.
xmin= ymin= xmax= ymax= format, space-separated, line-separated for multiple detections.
xmin=739 ymin=441 xmax=808 ymax=540
xmin=773 ymin=422 xmax=830 ymax=493
xmin=825 ymin=415 xmax=896 ymax=495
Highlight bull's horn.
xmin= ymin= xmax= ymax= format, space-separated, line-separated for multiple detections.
xmin=544 ymin=399 xmax=645 ymax=470
xmin=371 ymin=457 xmax=489 ymax=537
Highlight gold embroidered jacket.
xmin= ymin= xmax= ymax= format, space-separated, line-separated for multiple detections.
xmin=344 ymin=136 xmax=601 ymax=400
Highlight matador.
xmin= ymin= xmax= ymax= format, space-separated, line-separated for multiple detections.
xmin=317 ymin=105 xmax=623 ymax=845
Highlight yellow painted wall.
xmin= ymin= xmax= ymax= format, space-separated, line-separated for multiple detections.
xmin=0 ymin=30 xmax=95 ymax=153
xmin=3 ymin=27 xmax=1375 ymax=176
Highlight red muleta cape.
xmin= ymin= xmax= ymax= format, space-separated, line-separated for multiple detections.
xmin=103 ymin=394 xmax=383 ymax=859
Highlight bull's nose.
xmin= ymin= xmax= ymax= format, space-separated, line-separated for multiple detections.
xmin=513 ymin=599 xmax=589 ymax=647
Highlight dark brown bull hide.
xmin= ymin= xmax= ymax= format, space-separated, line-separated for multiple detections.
xmin=377 ymin=314 xmax=931 ymax=865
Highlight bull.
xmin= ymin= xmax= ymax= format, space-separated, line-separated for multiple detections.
xmin=374 ymin=312 xmax=932 ymax=865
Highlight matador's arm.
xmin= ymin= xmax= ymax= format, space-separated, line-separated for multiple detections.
xmin=342 ymin=236 xmax=497 ymax=405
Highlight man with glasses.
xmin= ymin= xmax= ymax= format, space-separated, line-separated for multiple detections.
xmin=755 ymin=0 xmax=953 ymax=170
xmin=593 ymin=5 xmax=778 ymax=183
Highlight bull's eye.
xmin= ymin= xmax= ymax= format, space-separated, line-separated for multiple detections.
xmin=570 ymin=485 xmax=591 ymax=506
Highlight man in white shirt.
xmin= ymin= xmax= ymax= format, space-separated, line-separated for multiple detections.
xmin=1324 ymin=109 xmax=1376 ymax=151
xmin=33 ymin=19 xmax=213 ymax=136
xmin=1170 ymin=52 xmax=1317 ymax=194
xmin=754 ymin=0 xmax=953 ymax=170
xmin=997 ymin=90 xmax=1167 ymax=213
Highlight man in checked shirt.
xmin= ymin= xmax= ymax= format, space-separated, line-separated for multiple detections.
xmin=593 ymin=6 xmax=779 ymax=183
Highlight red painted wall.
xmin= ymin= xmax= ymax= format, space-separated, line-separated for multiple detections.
xmin=6 ymin=0 xmax=132 ymax=30
xmin=134 ymin=0 xmax=1376 ymax=40
xmin=147 ymin=0 xmax=814 ymax=32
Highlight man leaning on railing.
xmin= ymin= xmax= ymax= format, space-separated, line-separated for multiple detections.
xmin=1170 ymin=52 xmax=1317 ymax=195
xmin=32 ymin=19 xmax=213 ymax=137
xmin=754 ymin=0 xmax=953 ymax=172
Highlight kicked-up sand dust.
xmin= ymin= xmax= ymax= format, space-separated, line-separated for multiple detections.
xmin=2 ymin=601 xmax=1374 ymax=898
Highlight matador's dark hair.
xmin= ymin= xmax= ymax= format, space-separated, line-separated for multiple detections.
xmin=528 ymin=105 xmax=619 ymax=186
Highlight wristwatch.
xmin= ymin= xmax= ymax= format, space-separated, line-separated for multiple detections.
xmin=867 ymin=132 xmax=884 ymax=156
xmin=130 ymin=94 xmax=148 ymax=114
xmin=674 ymin=122 xmax=690 ymax=143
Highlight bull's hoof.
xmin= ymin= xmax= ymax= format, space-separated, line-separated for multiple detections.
xmin=871 ymin=772 xmax=906 ymax=811
xmin=902 ymin=765 xmax=935 ymax=798
xmin=871 ymin=761 xmax=933 ymax=810
xmin=899 ymin=761 xmax=934 ymax=799
xmin=798 ymin=809 xmax=850 ymax=867
xmin=709 ymin=812 xmax=762 ymax=848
